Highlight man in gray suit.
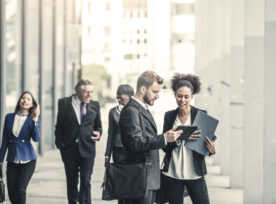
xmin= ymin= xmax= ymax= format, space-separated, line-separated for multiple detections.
xmin=119 ymin=71 xmax=182 ymax=204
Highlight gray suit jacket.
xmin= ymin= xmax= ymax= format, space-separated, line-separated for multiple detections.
xmin=119 ymin=99 xmax=165 ymax=190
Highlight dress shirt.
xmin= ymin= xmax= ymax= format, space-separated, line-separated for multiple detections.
xmin=72 ymin=95 xmax=87 ymax=124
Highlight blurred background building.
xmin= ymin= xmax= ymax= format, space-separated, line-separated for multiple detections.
xmin=0 ymin=0 xmax=81 ymax=153
xmin=81 ymin=0 xmax=195 ymax=96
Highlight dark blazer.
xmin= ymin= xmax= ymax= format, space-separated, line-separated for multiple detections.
xmin=0 ymin=113 xmax=40 ymax=162
xmin=162 ymin=106 xmax=207 ymax=177
xmin=119 ymin=99 xmax=165 ymax=190
xmin=55 ymin=95 xmax=102 ymax=158
xmin=105 ymin=106 xmax=123 ymax=158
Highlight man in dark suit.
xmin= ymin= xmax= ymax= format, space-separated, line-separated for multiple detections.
xmin=55 ymin=79 xmax=102 ymax=204
xmin=119 ymin=71 xmax=182 ymax=204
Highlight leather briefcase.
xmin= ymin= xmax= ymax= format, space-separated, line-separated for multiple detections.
xmin=102 ymin=162 xmax=149 ymax=200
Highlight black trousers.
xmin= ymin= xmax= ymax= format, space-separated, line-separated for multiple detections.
xmin=166 ymin=175 xmax=210 ymax=204
xmin=6 ymin=160 xmax=36 ymax=204
xmin=126 ymin=190 xmax=156 ymax=204
xmin=62 ymin=143 xmax=95 ymax=204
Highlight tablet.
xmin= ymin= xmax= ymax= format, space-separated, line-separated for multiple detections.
xmin=176 ymin=126 xmax=199 ymax=140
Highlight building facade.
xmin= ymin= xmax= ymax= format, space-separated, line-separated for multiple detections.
xmin=0 ymin=0 xmax=81 ymax=153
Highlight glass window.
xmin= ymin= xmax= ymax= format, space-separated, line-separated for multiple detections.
xmin=24 ymin=0 xmax=39 ymax=98
xmin=174 ymin=3 xmax=194 ymax=15
xmin=105 ymin=2 xmax=110 ymax=11
xmin=56 ymin=0 xmax=65 ymax=100
xmin=104 ymin=27 xmax=111 ymax=36
xmin=5 ymin=0 xmax=21 ymax=113
xmin=41 ymin=0 xmax=54 ymax=147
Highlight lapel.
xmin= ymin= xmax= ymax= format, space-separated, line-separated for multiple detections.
xmin=167 ymin=106 xmax=198 ymax=129
xmin=10 ymin=113 xmax=30 ymax=138
xmin=67 ymin=96 xmax=79 ymax=125
xmin=168 ymin=108 xmax=178 ymax=129
xmin=18 ymin=116 xmax=31 ymax=138
xmin=130 ymin=99 xmax=157 ymax=132
xmin=83 ymin=101 xmax=96 ymax=123
xmin=190 ymin=105 xmax=198 ymax=124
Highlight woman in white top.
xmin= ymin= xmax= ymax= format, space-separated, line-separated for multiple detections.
xmin=0 ymin=91 xmax=40 ymax=204
xmin=161 ymin=73 xmax=216 ymax=204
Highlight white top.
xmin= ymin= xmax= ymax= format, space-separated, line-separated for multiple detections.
xmin=13 ymin=114 xmax=28 ymax=137
xmin=12 ymin=113 xmax=38 ymax=164
xmin=163 ymin=113 xmax=201 ymax=180
xmin=72 ymin=95 xmax=87 ymax=124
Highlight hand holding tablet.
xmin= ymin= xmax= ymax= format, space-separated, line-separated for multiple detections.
xmin=176 ymin=126 xmax=199 ymax=141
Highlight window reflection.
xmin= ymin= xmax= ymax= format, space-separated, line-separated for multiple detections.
xmin=5 ymin=0 xmax=20 ymax=113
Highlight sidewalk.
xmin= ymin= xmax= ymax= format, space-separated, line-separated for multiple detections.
xmin=5 ymin=140 xmax=243 ymax=204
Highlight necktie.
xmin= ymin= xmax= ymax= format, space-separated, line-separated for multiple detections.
xmin=80 ymin=102 xmax=85 ymax=123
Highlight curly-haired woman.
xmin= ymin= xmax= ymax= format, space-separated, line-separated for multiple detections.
xmin=161 ymin=73 xmax=216 ymax=204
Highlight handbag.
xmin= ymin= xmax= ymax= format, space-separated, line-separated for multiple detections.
xmin=102 ymin=162 xmax=149 ymax=200
xmin=0 ymin=168 xmax=5 ymax=202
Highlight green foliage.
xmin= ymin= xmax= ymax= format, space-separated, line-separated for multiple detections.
xmin=81 ymin=64 xmax=111 ymax=104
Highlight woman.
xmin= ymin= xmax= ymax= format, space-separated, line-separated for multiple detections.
xmin=162 ymin=73 xmax=216 ymax=204
xmin=104 ymin=84 xmax=134 ymax=204
xmin=105 ymin=84 xmax=134 ymax=164
xmin=0 ymin=91 xmax=40 ymax=204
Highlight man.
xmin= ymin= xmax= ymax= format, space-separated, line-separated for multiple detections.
xmin=119 ymin=71 xmax=182 ymax=204
xmin=55 ymin=79 xmax=102 ymax=204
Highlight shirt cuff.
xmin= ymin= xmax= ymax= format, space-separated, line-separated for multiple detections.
xmin=32 ymin=117 xmax=39 ymax=125
xmin=163 ymin=134 xmax=167 ymax=145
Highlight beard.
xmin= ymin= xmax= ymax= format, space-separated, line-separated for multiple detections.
xmin=143 ymin=93 xmax=154 ymax=106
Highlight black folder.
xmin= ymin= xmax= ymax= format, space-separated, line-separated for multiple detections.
xmin=184 ymin=111 xmax=219 ymax=156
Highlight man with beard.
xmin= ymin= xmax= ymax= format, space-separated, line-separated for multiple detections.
xmin=119 ymin=71 xmax=182 ymax=204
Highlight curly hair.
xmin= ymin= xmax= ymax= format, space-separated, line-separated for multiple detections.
xmin=171 ymin=73 xmax=201 ymax=94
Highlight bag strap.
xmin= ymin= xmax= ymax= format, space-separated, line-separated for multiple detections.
xmin=0 ymin=168 xmax=3 ymax=179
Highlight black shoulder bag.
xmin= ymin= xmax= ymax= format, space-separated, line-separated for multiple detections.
xmin=102 ymin=111 xmax=150 ymax=200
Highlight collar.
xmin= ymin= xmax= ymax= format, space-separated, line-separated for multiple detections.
xmin=132 ymin=96 xmax=148 ymax=110
xmin=73 ymin=95 xmax=82 ymax=106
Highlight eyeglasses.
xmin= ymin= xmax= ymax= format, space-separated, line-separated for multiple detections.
xmin=82 ymin=91 xmax=93 ymax=95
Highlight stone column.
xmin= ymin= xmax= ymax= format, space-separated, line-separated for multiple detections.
xmin=217 ymin=0 xmax=231 ymax=175
xmin=229 ymin=0 xmax=245 ymax=188
xmin=244 ymin=0 xmax=276 ymax=203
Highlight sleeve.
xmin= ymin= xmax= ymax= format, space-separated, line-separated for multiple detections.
xmin=162 ymin=112 xmax=177 ymax=154
xmin=119 ymin=106 xmax=165 ymax=152
xmin=0 ymin=115 xmax=9 ymax=162
xmin=31 ymin=118 xmax=40 ymax=142
xmin=93 ymin=102 xmax=103 ymax=135
xmin=105 ymin=109 xmax=114 ymax=158
xmin=55 ymin=99 xmax=64 ymax=149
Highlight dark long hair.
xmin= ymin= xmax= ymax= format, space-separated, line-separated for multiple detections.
xmin=14 ymin=91 xmax=38 ymax=116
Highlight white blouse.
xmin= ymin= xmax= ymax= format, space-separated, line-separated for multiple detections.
xmin=163 ymin=113 xmax=201 ymax=180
